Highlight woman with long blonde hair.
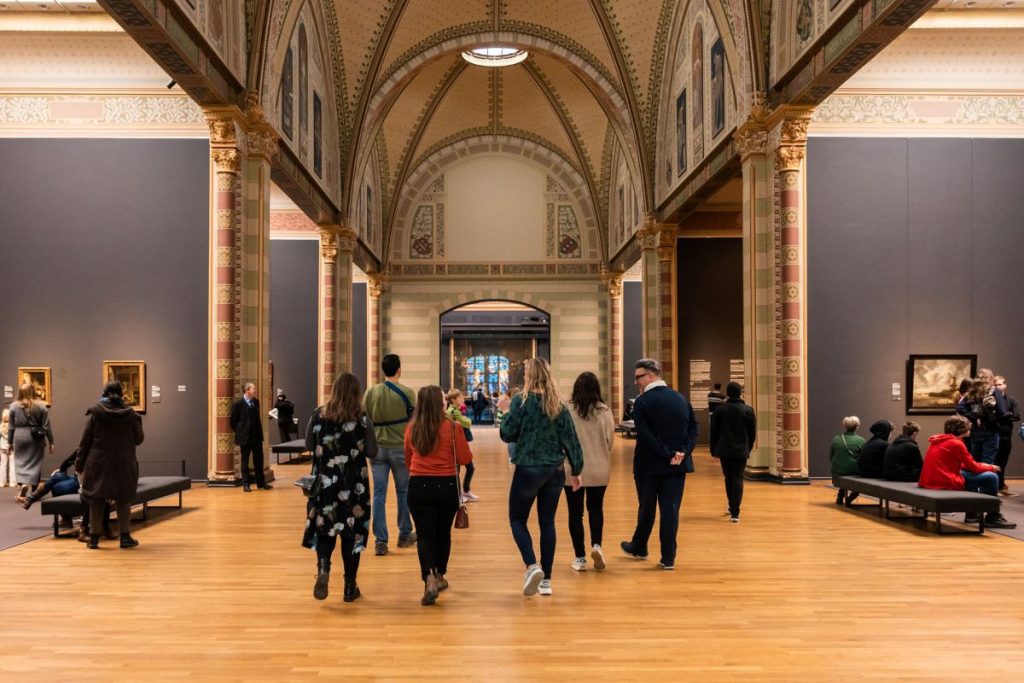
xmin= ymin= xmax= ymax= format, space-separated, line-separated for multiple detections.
xmin=8 ymin=382 xmax=54 ymax=500
xmin=499 ymin=358 xmax=583 ymax=597
xmin=405 ymin=386 xmax=473 ymax=605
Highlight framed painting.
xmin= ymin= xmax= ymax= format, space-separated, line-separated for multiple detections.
xmin=103 ymin=361 xmax=146 ymax=413
xmin=17 ymin=367 xmax=51 ymax=406
xmin=906 ymin=354 xmax=977 ymax=415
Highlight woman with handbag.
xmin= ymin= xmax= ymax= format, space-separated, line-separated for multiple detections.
xmin=445 ymin=389 xmax=478 ymax=502
xmin=303 ymin=372 xmax=377 ymax=603
xmin=829 ymin=416 xmax=864 ymax=505
xmin=404 ymin=385 xmax=473 ymax=606
xmin=7 ymin=382 xmax=55 ymax=500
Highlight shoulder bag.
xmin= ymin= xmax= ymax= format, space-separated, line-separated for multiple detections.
xmin=375 ymin=381 xmax=415 ymax=427
xmin=451 ymin=422 xmax=469 ymax=529
xmin=294 ymin=410 xmax=323 ymax=498
xmin=25 ymin=408 xmax=46 ymax=441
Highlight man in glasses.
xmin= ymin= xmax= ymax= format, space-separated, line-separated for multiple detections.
xmin=620 ymin=358 xmax=698 ymax=570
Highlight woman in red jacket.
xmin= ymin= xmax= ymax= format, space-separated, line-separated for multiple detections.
xmin=404 ymin=385 xmax=473 ymax=605
xmin=919 ymin=416 xmax=1015 ymax=529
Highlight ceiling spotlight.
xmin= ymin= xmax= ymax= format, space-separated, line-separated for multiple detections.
xmin=461 ymin=45 xmax=528 ymax=68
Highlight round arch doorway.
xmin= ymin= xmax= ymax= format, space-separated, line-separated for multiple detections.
xmin=440 ymin=300 xmax=551 ymax=424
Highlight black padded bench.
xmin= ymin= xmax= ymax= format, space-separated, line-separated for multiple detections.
xmin=39 ymin=476 xmax=191 ymax=538
xmin=271 ymin=438 xmax=311 ymax=464
xmin=833 ymin=475 xmax=1001 ymax=535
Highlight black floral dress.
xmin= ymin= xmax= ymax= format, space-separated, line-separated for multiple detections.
xmin=302 ymin=411 xmax=375 ymax=552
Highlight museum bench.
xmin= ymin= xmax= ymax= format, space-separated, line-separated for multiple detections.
xmin=833 ymin=475 xmax=1001 ymax=535
xmin=271 ymin=438 xmax=311 ymax=464
xmin=39 ymin=476 xmax=191 ymax=538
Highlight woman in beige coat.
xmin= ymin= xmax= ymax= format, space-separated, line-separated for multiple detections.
xmin=563 ymin=372 xmax=615 ymax=571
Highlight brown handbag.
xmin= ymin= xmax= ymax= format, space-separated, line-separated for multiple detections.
xmin=451 ymin=421 xmax=470 ymax=529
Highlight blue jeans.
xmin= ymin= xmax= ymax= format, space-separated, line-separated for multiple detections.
xmin=508 ymin=464 xmax=565 ymax=579
xmin=962 ymin=470 xmax=999 ymax=496
xmin=371 ymin=447 xmax=412 ymax=543
xmin=42 ymin=472 xmax=80 ymax=497
xmin=970 ymin=430 xmax=1000 ymax=465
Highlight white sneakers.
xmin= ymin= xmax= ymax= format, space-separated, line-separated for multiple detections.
xmin=523 ymin=565 xmax=544 ymax=596
xmin=590 ymin=544 xmax=606 ymax=570
xmin=571 ymin=557 xmax=587 ymax=572
xmin=461 ymin=490 xmax=480 ymax=502
xmin=538 ymin=579 xmax=552 ymax=596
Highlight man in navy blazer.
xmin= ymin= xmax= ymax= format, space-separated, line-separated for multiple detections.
xmin=621 ymin=358 xmax=698 ymax=569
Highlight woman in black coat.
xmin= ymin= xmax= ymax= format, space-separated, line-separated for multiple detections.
xmin=883 ymin=422 xmax=923 ymax=482
xmin=75 ymin=381 xmax=144 ymax=550
xmin=857 ymin=420 xmax=893 ymax=478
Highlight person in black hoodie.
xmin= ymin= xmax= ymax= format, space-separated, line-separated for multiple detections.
xmin=857 ymin=420 xmax=893 ymax=479
xmin=709 ymin=382 xmax=756 ymax=523
xmin=883 ymin=421 xmax=923 ymax=482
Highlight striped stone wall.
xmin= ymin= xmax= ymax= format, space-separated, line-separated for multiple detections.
xmin=381 ymin=280 xmax=608 ymax=398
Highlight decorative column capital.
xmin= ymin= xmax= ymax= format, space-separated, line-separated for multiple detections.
xmin=211 ymin=148 xmax=242 ymax=173
xmin=638 ymin=216 xmax=677 ymax=254
xmin=367 ymin=273 xmax=389 ymax=300
xmin=246 ymin=123 xmax=278 ymax=160
xmin=774 ymin=112 xmax=812 ymax=172
xmin=319 ymin=228 xmax=338 ymax=261
xmin=734 ymin=126 xmax=768 ymax=160
xmin=600 ymin=267 xmax=624 ymax=299
xmin=774 ymin=145 xmax=806 ymax=172
xmin=205 ymin=108 xmax=244 ymax=146
xmin=337 ymin=228 xmax=358 ymax=253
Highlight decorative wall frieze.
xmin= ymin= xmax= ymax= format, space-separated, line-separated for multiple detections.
xmin=0 ymin=91 xmax=205 ymax=137
xmin=811 ymin=93 xmax=1024 ymax=135
xmin=388 ymin=262 xmax=602 ymax=279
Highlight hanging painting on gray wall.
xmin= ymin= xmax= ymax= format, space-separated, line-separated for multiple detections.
xmin=710 ymin=38 xmax=725 ymax=138
xmin=675 ymin=89 xmax=686 ymax=177
xmin=906 ymin=354 xmax=977 ymax=415
xmin=17 ymin=367 xmax=51 ymax=406
xmin=103 ymin=360 xmax=146 ymax=413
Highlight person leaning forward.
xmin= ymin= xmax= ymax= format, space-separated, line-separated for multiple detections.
xmin=230 ymin=382 xmax=271 ymax=492
xmin=621 ymin=358 xmax=698 ymax=570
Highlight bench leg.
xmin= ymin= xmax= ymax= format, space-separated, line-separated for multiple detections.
xmin=142 ymin=502 xmax=148 ymax=522
xmin=52 ymin=515 xmax=59 ymax=538
xmin=178 ymin=491 xmax=183 ymax=509
xmin=884 ymin=500 xmax=890 ymax=519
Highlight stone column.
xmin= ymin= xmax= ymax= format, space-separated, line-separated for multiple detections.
xmin=206 ymin=110 xmax=244 ymax=484
xmin=366 ymin=273 xmax=389 ymax=386
xmin=638 ymin=219 xmax=678 ymax=387
xmin=601 ymin=268 xmax=625 ymax=420
xmin=317 ymin=228 xmax=339 ymax=404
xmin=771 ymin=112 xmax=812 ymax=481
xmin=735 ymin=104 xmax=775 ymax=479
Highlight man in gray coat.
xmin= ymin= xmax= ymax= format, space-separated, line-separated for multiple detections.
xmin=709 ymin=382 xmax=756 ymax=523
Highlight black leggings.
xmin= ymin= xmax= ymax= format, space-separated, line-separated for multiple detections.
xmin=461 ymin=462 xmax=475 ymax=492
xmin=563 ymin=485 xmax=607 ymax=558
xmin=315 ymin=535 xmax=361 ymax=581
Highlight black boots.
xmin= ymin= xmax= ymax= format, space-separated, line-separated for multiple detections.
xmin=120 ymin=534 xmax=139 ymax=548
xmin=87 ymin=534 xmax=100 ymax=549
xmin=313 ymin=560 xmax=330 ymax=600
xmin=421 ymin=571 xmax=440 ymax=606
xmin=343 ymin=581 xmax=361 ymax=602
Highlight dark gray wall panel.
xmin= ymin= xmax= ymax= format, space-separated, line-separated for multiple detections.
xmin=351 ymin=282 xmax=367 ymax=392
xmin=269 ymin=240 xmax=318 ymax=438
xmin=622 ymin=281 xmax=643 ymax=415
xmin=677 ymin=238 xmax=743 ymax=444
xmin=807 ymin=138 xmax=1024 ymax=477
xmin=0 ymin=139 xmax=209 ymax=478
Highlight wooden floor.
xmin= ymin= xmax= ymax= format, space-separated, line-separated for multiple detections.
xmin=3 ymin=429 xmax=1024 ymax=681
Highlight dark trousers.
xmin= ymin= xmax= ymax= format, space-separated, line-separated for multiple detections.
xmin=277 ymin=423 xmax=295 ymax=444
xmin=315 ymin=534 xmax=360 ymax=581
xmin=630 ymin=471 xmax=686 ymax=565
xmin=996 ymin=434 xmax=1013 ymax=488
xmin=461 ymin=461 xmax=475 ymax=492
xmin=407 ymin=476 xmax=460 ymax=580
xmin=239 ymin=441 xmax=266 ymax=486
xmin=89 ymin=499 xmax=131 ymax=535
xmin=508 ymin=464 xmax=564 ymax=579
xmin=719 ymin=458 xmax=746 ymax=517
xmin=563 ymin=485 xmax=607 ymax=558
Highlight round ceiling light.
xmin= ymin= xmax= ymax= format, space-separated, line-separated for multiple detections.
xmin=461 ymin=45 xmax=529 ymax=67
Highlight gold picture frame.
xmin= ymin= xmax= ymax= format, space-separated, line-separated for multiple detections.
xmin=102 ymin=361 xmax=146 ymax=412
xmin=17 ymin=367 xmax=52 ymax=406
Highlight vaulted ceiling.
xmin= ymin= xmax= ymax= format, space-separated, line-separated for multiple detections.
xmin=330 ymin=0 xmax=675 ymax=226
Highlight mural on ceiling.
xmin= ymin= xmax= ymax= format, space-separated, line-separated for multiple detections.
xmin=545 ymin=176 xmax=582 ymax=260
xmin=356 ymin=145 xmax=384 ymax=257
xmin=408 ymin=175 xmax=445 ymax=261
xmin=770 ymin=0 xmax=857 ymax=86
xmin=656 ymin=0 xmax=739 ymax=205
xmin=263 ymin=0 xmax=341 ymax=205
xmin=170 ymin=0 xmax=246 ymax=83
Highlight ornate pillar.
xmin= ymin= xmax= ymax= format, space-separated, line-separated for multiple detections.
xmin=318 ymin=224 xmax=357 ymax=402
xmin=206 ymin=110 xmax=244 ymax=484
xmin=638 ymin=218 xmax=678 ymax=388
xmin=771 ymin=111 xmax=812 ymax=481
xmin=735 ymin=100 xmax=775 ymax=478
xmin=367 ymin=273 xmax=389 ymax=386
xmin=601 ymin=268 xmax=624 ymax=420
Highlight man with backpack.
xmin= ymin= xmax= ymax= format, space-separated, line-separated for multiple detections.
xmin=364 ymin=354 xmax=417 ymax=556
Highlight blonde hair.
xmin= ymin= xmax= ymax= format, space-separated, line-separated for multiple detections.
xmin=842 ymin=416 xmax=860 ymax=432
xmin=521 ymin=358 xmax=564 ymax=420
xmin=16 ymin=383 xmax=37 ymax=411
xmin=445 ymin=389 xmax=463 ymax=407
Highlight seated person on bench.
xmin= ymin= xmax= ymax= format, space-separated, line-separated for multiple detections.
xmin=18 ymin=452 xmax=78 ymax=509
xmin=919 ymin=416 xmax=1015 ymax=529
xmin=857 ymin=419 xmax=893 ymax=479
xmin=883 ymin=422 xmax=923 ymax=482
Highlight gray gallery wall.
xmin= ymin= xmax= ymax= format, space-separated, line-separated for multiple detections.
xmin=676 ymin=238 xmax=744 ymax=444
xmin=622 ymin=281 xmax=643 ymax=415
xmin=352 ymin=282 xmax=367 ymax=392
xmin=807 ymin=137 xmax=1024 ymax=477
xmin=269 ymin=239 xmax=318 ymax=440
xmin=0 ymin=138 xmax=209 ymax=478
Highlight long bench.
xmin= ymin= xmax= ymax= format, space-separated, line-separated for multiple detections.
xmin=271 ymin=438 xmax=311 ymax=464
xmin=833 ymin=475 xmax=1000 ymax=535
xmin=39 ymin=476 xmax=191 ymax=538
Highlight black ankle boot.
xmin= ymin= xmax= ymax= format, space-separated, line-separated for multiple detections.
xmin=835 ymin=490 xmax=845 ymax=505
xmin=313 ymin=560 xmax=330 ymax=600
xmin=87 ymin=534 xmax=100 ymax=549
xmin=120 ymin=534 xmax=139 ymax=548
xmin=343 ymin=580 xmax=361 ymax=602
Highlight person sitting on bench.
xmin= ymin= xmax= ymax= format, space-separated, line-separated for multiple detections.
xmin=883 ymin=422 xmax=923 ymax=482
xmin=18 ymin=451 xmax=78 ymax=509
xmin=919 ymin=416 xmax=1015 ymax=529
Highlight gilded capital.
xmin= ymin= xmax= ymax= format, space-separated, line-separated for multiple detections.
xmin=247 ymin=124 xmax=278 ymax=161
xmin=211 ymin=147 xmax=241 ymax=173
xmin=319 ymin=229 xmax=338 ymax=261
xmin=206 ymin=110 xmax=242 ymax=146
xmin=337 ymin=228 xmax=358 ymax=253
xmin=780 ymin=116 xmax=811 ymax=146
xmin=367 ymin=273 xmax=389 ymax=300
xmin=774 ymin=145 xmax=806 ymax=172
xmin=601 ymin=268 xmax=624 ymax=299
xmin=734 ymin=127 xmax=768 ymax=159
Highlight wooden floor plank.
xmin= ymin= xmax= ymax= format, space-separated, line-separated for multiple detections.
xmin=2 ymin=429 xmax=1024 ymax=681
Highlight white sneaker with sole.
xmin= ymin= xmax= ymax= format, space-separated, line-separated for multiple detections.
xmin=571 ymin=557 xmax=587 ymax=572
xmin=591 ymin=544 xmax=606 ymax=571
xmin=538 ymin=579 xmax=552 ymax=596
xmin=462 ymin=490 xmax=479 ymax=502
xmin=523 ymin=565 xmax=544 ymax=596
